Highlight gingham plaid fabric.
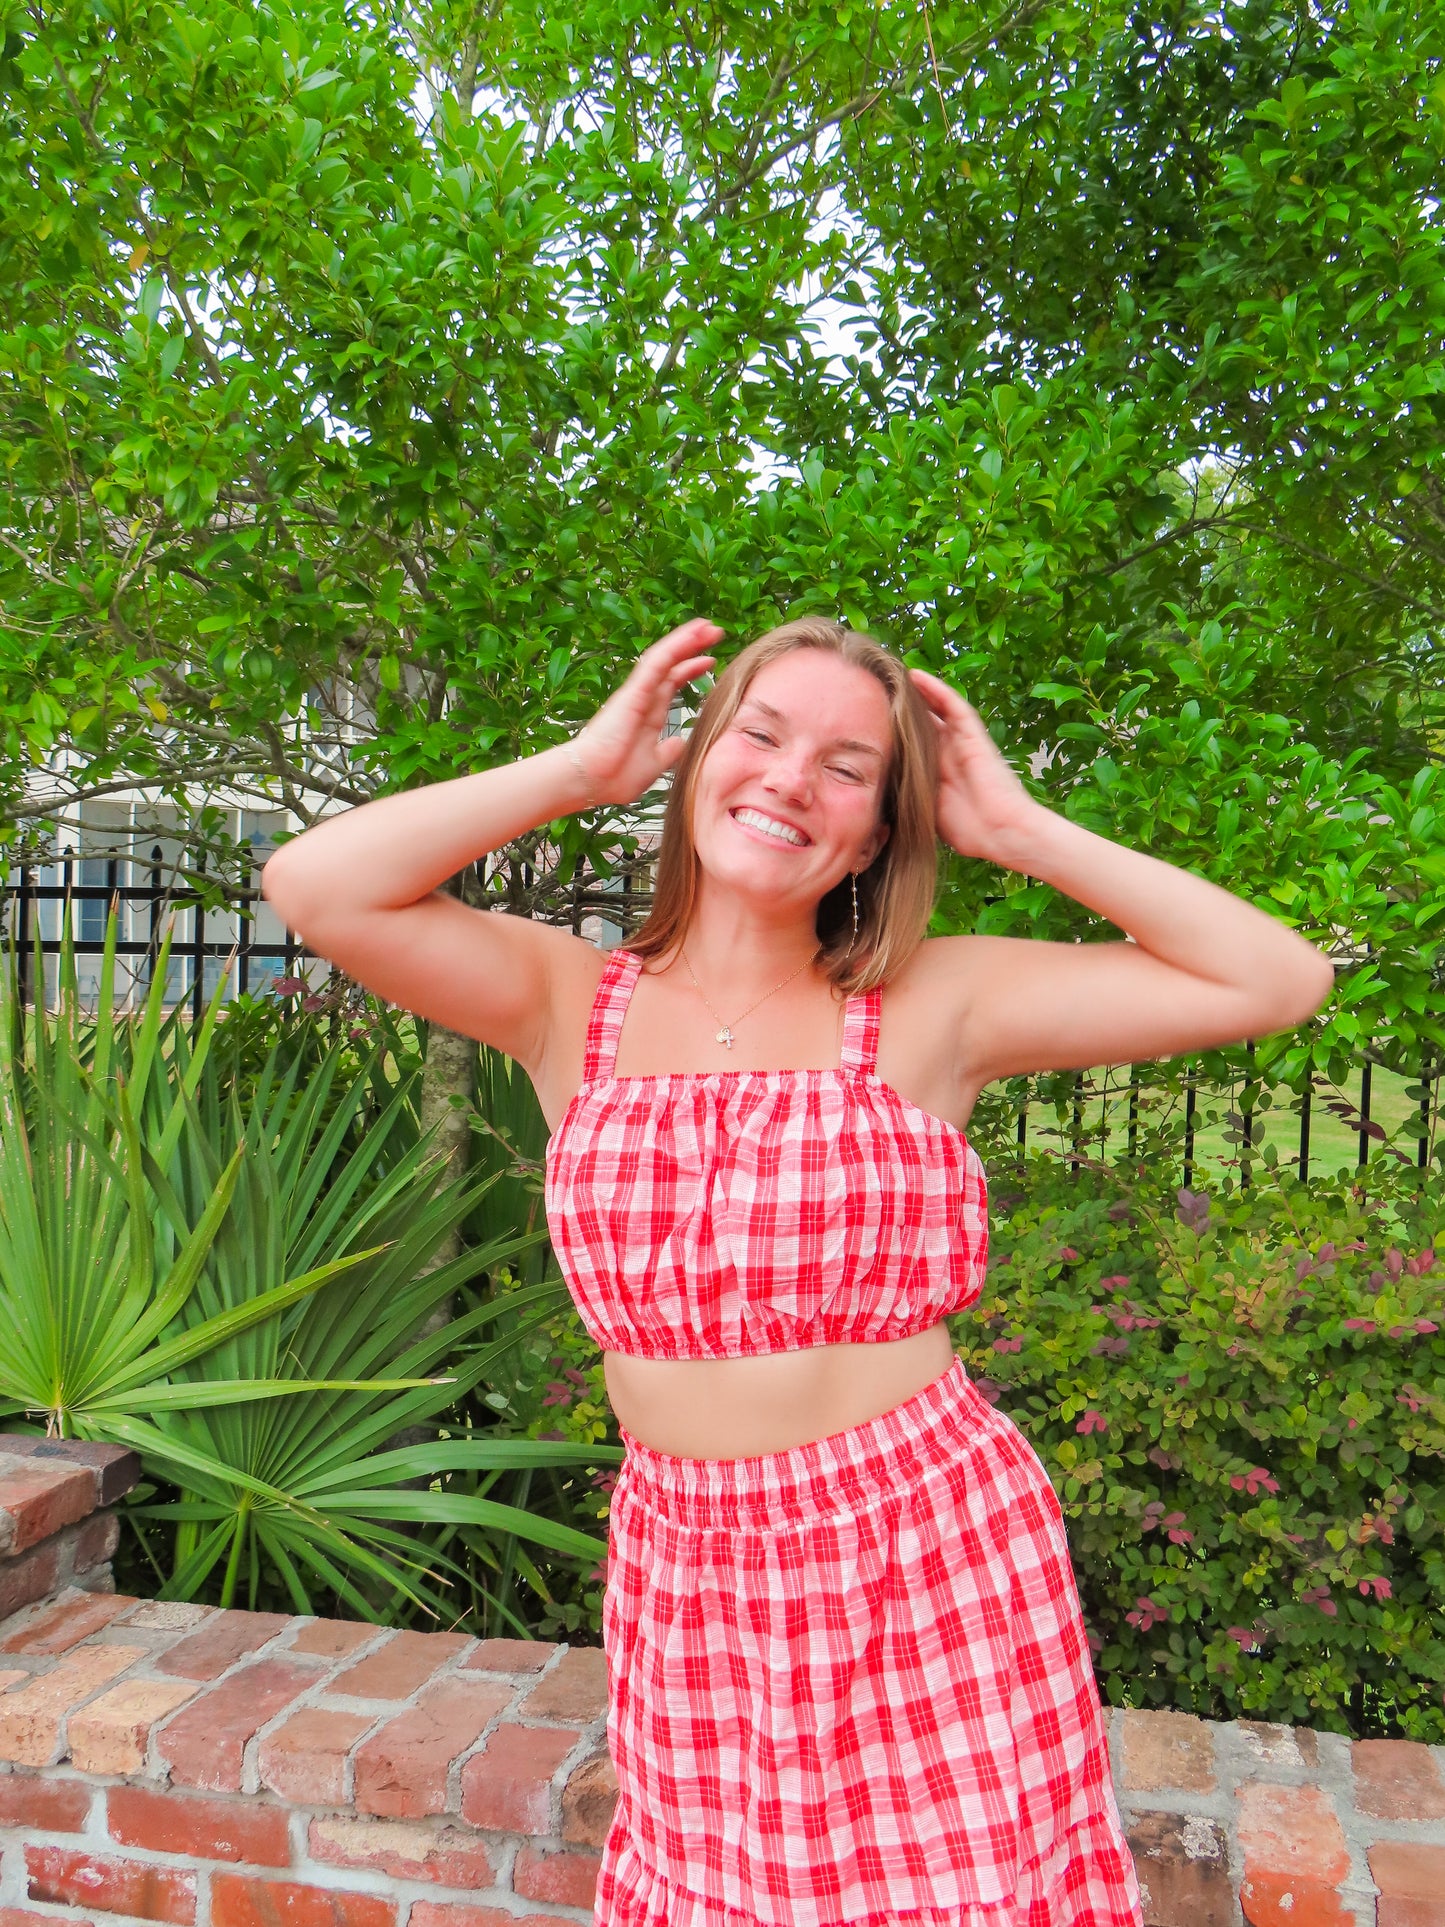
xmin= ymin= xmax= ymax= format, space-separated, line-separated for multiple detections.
xmin=543 ymin=948 xmax=990 ymax=1360
xmin=595 ymin=1358 xmax=1143 ymax=1925
xmin=544 ymin=947 xmax=1143 ymax=1924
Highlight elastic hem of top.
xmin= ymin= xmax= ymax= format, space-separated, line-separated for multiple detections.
xmin=614 ymin=1352 xmax=986 ymax=1526
xmin=599 ymin=1314 xmax=981 ymax=1364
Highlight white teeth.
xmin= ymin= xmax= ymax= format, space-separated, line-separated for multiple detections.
xmin=733 ymin=808 xmax=808 ymax=846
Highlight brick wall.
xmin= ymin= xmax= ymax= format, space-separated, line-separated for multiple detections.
xmin=0 ymin=1438 xmax=1442 ymax=1927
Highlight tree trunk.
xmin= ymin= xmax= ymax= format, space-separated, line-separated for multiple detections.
xmin=415 ymin=1014 xmax=478 ymax=1287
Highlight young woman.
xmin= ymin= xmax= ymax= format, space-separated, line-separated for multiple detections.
xmin=263 ymin=614 xmax=1333 ymax=1925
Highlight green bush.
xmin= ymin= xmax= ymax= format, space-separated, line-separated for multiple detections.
xmin=954 ymin=1145 xmax=1445 ymax=1739
xmin=0 ymin=915 xmax=611 ymax=1629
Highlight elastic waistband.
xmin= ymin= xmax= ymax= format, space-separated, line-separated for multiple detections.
xmin=615 ymin=1353 xmax=986 ymax=1530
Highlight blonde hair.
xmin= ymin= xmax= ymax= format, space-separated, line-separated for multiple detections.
xmin=628 ymin=617 xmax=940 ymax=994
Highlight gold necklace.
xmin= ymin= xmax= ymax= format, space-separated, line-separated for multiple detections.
xmin=678 ymin=947 xmax=815 ymax=1050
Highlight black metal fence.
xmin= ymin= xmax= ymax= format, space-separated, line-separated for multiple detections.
xmin=5 ymin=862 xmax=1440 ymax=1186
xmin=1012 ymin=1050 xmax=1440 ymax=1187
xmin=2 ymin=849 xmax=303 ymax=1020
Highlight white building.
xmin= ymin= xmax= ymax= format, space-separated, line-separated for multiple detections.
xmin=8 ymin=676 xmax=680 ymax=1011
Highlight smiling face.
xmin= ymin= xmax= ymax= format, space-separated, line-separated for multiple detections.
xmin=689 ymin=648 xmax=894 ymax=914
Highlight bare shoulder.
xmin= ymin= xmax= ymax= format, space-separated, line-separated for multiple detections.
xmin=880 ymin=934 xmax=1002 ymax=1113
xmin=886 ymin=932 xmax=1002 ymax=1016
xmin=886 ymin=931 xmax=1106 ymax=1108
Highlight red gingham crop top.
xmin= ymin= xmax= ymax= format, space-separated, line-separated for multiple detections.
xmin=542 ymin=947 xmax=989 ymax=1361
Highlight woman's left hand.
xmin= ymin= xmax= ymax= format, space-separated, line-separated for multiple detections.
xmin=907 ymin=668 xmax=1048 ymax=868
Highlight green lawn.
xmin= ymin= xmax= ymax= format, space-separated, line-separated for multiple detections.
xmin=1022 ymin=1062 xmax=1439 ymax=1185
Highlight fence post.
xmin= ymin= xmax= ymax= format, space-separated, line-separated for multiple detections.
xmin=16 ymin=865 xmax=31 ymax=1008
xmin=1127 ymin=1067 xmax=1139 ymax=1164
xmin=1358 ymin=1059 xmax=1373 ymax=1168
xmin=1298 ymin=1072 xmax=1312 ymax=1185
xmin=1070 ymin=1072 xmax=1084 ymax=1177
xmin=1241 ymin=1041 xmax=1255 ymax=1191
xmin=1421 ymin=1054 xmax=1434 ymax=1170
xmin=61 ymin=847 xmax=74 ymax=976
xmin=238 ymin=853 xmax=251 ymax=998
xmin=190 ymin=857 xmax=207 ymax=1022
xmin=146 ymin=844 xmax=164 ymax=994
xmin=1182 ymin=1066 xmax=1197 ymax=1190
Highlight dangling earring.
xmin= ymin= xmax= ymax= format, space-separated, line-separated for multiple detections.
xmin=844 ymin=870 xmax=860 ymax=957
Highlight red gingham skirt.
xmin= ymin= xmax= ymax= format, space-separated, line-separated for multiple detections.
xmin=594 ymin=1354 xmax=1143 ymax=1927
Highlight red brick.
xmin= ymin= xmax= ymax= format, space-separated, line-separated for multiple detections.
xmin=1117 ymin=1709 xmax=1217 ymax=1793
xmin=0 ymin=1913 xmax=93 ymax=1927
xmin=1371 ymin=1844 xmax=1445 ymax=1927
xmin=409 ymin=1909 xmax=576 ymax=1927
xmin=69 ymin=1677 xmax=202 ymax=1775
xmin=1238 ymin=1782 xmax=1350 ymax=1883
xmin=517 ymin=1646 xmax=606 ymax=1722
xmin=459 ymin=1640 xmax=551 ymax=1675
xmin=1233 ymin=1721 xmax=1313 ymax=1778
xmin=0 ymin=1641 xmax=147 ymax=1766
xmin=116 ymin=1601 xmax=214 ymax=1632
xmin=287 ymin=1619 xmax=379 ymax=1661
xmin=0 ymin=1774 xmax=92 ymax=1832
xmin=511 ymin=1844 xmax=602 ymax=1911
xmin=330 ymin=1630 xmax=469 ymax=1701
xmin=258 ymin=1706 xmax=372 ymax=1806
xmin=1240 ymin=1876 xmax=1356 ymax=1927
xmin=308 ymin=1816 xmax=496 ymax=1887
xmin=0 ymin=1590 xmax=136 ymax=1655
xmin=211 ymin=1873 xmax=394 ymax=1927
xmin=0 ymin=1460 xmax=98 ymax=1554
xmin=1352 ymin=1739 xmax=1445 ymax=1821
xmin=353 ymin=1676 xmax=508 ymax=1819
xmin=561 ymin=1749 xmax=617 ymax=1848
xmin=1127 ymin=1812 xmax=1232 ymax=1926
xmin=71 ymin=1509 xmax=120 ymax=1572
xmin=0 ymin=1436 xmax=140 ymax=1504
xmin=26 ymin=1845 xmax=196 ymax=1925
xmin=155 ymin=1610 xmax=293 ymax=1680
xmin=155 ymin=1657 xmax=320 ymax=1792
xmin=107 ymin=1785 xmax=290 ymax=1867
xmin=0 ymin=1539 xmax=63 ymax=1619
xmin=1239 ymin=1783 xmax=1353 ymax=1926
xmin=459 ymin=1724 xmax=582 ymax=1834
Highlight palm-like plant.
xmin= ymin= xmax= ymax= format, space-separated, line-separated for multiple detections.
xmin=0 ymin=912 xmax=618 ymax=1628
xmin=465 ymin=1038 xmax=559 ymax=1286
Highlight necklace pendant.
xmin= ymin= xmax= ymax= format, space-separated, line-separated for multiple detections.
xmin=716 ymin=1026 xmax=734 ymax=1049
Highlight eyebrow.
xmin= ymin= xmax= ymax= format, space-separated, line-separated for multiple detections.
xmin=740 ymin=697 xmax=886 ymax=762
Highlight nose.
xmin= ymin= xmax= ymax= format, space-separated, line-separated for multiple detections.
xmin=761 ymin=750 xmax=814 ymax=806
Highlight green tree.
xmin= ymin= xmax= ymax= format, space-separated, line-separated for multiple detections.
xmin=1 ymin=0 xmax=1442 ymax=1096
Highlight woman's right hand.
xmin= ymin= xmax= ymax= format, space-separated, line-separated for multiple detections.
xmin=572 ymin=618 xmax=722 ymax=805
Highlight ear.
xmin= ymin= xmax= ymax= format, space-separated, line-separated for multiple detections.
xmin=865 ymin=821 xmax=891 ymax=866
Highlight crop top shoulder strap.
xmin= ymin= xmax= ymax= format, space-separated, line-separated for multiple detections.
xmin=580 ymin=946 xmax=881 ymax=1081
xmin=840 ymin=976 xmax=880 ymax=1074
xmin=582 ymin=949 xmax=644 ymax=1082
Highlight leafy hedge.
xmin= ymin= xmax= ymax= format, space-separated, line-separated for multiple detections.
xmin=959 ymin=1147 xmax=1445 ymax=1740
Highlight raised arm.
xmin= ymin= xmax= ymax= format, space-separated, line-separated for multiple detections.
xmin=260 ymin=620 xmax=721 ymax=1068
xmin=907 ymin=669 xmax=1336 ymax=1085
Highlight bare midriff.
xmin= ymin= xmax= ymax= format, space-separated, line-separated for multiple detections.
xmin=602 ymin=1320 xmax=958 ymax=1460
